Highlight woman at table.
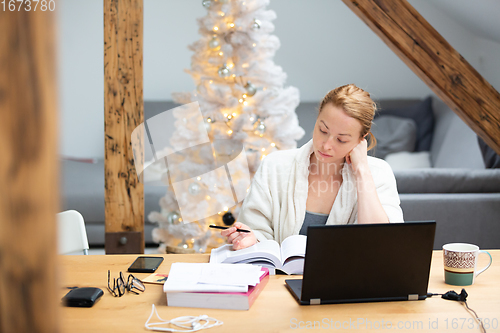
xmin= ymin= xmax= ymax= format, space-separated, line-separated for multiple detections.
xmin=222 ymin=83 xmax=404 ymax=250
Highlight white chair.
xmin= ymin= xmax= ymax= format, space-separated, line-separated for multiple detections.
xmin=57 ymin=210 xmax=89 ymax=255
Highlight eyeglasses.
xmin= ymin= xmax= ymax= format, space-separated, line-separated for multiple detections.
xmin=107 ymin=270 xmax=146 ymax=297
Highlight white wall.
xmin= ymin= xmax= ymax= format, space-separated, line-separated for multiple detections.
xmin=57 ymin=0 xmax=500 ymax=158
xmin=268 ymin=0 xmax=432 ymax=101
xmin=144 ymin=1 xmax=206 ymax=100
xmin=475 ymin=37 xmax=500 ymax=90
xmin=57 ymin=0 xmax=104 ymax=158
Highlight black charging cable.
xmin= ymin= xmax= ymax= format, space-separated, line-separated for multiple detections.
xmin=427 ymin=289 xmax=486 ymax=333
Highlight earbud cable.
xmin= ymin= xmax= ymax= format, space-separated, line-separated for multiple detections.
xmin=145 ymin=304 xmax=223 ymax=332
xmin=427 ymin=290 xmax=486 ymax=333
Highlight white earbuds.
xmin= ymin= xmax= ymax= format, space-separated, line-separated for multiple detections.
xmin=145 ymin=304 xmax=223 ymax=332
xmin=191 ymin=322 xmax=203 ymax=330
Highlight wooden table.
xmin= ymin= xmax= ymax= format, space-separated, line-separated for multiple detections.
xmin=60 ymin=251 xmax=500 ymax=332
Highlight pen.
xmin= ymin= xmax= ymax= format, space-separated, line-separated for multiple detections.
xmin=209 ymin=225 xmax=251 ymax=233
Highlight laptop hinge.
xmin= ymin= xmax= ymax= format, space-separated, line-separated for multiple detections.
xmin=408 ymin=294 xmax=419 ymax=301
xmin=310 ymin=298 xmax=321 ymax=305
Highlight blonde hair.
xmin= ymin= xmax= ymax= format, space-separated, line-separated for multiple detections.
xmin=319 ymin=84 xmax=377 ymax=151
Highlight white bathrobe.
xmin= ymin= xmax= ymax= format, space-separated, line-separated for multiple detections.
xmin=238 ymin=140 xmax=404 ymax=244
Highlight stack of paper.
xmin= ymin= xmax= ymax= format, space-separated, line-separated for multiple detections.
xmin=164 ymin=263 xmax=269 ymax=310
xmin=164 ymin=263 xmax=264 ymax=293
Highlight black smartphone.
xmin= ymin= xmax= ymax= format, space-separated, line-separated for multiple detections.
xmin=127 ymin=256 xmax=164 ymax=273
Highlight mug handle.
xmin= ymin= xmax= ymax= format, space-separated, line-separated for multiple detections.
xmin=476 ymin=250 xmax=492 ymax=277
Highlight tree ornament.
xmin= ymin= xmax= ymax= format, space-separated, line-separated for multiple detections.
xmin=208 ymin=36 xmax=220 ymax=50
xmin=222 ymin=212 xmax=235 ymax=226
xmin=188 ymin=182 xmax=201 ymax=196
xmin=255 ymin=121 xmax=266 ymax=134
xmin=167 ymin=211 xmax=182 ymax=225
xmin=218 ymin=63 xmax=231 ymax=78
xmin=202 ymin=0 xmax=211 ymax=8
xmin=245 ymin=81 xmax=257 ymax=97
xmin=251 ymin=19 xmax=261 ymax=30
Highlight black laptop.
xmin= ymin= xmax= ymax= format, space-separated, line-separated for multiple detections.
xmin=285 ymin=221 xmax=436 ymax=305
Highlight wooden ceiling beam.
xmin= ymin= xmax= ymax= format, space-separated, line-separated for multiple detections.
xmin=343 ymin=0 xmax=500 ymax=155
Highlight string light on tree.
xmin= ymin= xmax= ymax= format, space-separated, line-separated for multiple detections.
xmin=202 ymin=0 xmax=211 ymax=8
xmin=205 ymin=117 xmax=213 ymax=131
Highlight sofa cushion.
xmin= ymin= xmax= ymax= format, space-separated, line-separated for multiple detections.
xmin=370 ymin=116 xmax=417 ymax=159
xmin=429 ymin=97 xmax=484 ymax=169
xmin=385 ymin=151 xmax=431 ymax=170
xmin=400 ymin=193 xmax=500 ymax=249
xmin=376 ymin=96 xmax=434 ymax=152
xmin=394 ymin=168 xmax=500 ymax=193
xmin=477 ymin=136 xmax=500 ymax=168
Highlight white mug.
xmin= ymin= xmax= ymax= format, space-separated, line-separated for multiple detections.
xmin=443 ymin=243 xmax=492 ymax=286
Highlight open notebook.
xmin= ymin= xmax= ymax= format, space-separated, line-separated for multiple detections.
xmin=210 ymin=235 xmax=306 ymax=275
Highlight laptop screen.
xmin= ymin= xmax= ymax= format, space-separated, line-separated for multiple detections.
xmin=299 ymin=221 xmax=436 ymax=304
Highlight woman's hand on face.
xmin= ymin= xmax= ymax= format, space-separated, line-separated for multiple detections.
xmin=346 ymin=138 xmax=369 ymax=175
xmin=220 ymin=222 xmax=257 ymax=250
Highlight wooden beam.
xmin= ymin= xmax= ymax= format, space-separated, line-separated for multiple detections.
xmin=343 ymin=0 xmax=500 ymax=155
xmin=0 ymin=9 xmax=59 ymax=332
xmin=104 ymin=0 xmax=145 ymax=254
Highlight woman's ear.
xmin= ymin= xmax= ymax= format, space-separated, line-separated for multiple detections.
xmin=358 ymin=133 xmax=367 ymax=143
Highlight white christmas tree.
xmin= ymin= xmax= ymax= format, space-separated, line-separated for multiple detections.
xmin=148 ymin=0 xmax=304 ymax=253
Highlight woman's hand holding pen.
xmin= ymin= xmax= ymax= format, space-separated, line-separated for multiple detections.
xmin=221 ymin=222 xmax=257 ymax=250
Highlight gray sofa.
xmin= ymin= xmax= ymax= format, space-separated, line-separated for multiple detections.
xmin=389 ymin=97 xmax=500 ymax=250
xmin=61 ymin=98 xmax=500 ymax=249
